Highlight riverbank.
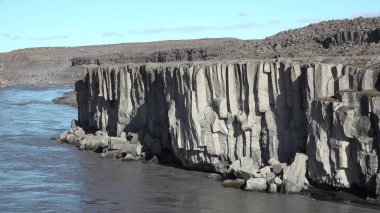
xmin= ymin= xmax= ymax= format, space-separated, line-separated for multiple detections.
xmin=0 ymin=83 xmax=78 ymax=108
xmin=52 ymin=90 xmax=77 ymax=108
xmin=56 ymin=121 xmax=380 ymax=211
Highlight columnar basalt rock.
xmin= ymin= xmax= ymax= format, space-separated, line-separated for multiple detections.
xmin=322 ymin=28 xmax=380 ymax=48
xmin=305 ymin=65 xmax=380 ymax=194
xmin=75 ymin=60 xmax=380 ymax=194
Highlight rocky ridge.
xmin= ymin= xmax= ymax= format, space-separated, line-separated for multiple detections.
xmin=1 ymin=17 xmax=380 ymax=88
xmin=59 ymin=59 xmax=380 ymax=197
xmin=265 ymin=17 xmax=380 ymax=51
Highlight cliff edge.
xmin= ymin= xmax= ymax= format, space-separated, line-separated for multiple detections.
xmin=67 ymin=60 xmax=380 ymax=196
xmin=1 ymin=17 xmax=380 ymax=88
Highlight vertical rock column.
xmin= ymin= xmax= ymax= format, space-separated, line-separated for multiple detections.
xmin=306 ymin=64 xmax=380 ymax=191
xmin=75 ymin=60 xmax=380 ymax=194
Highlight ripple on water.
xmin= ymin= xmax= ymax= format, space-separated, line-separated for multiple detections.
xmin=0 ymin=86 xmax=83 ymax=213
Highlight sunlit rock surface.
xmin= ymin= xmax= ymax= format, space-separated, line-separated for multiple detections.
xmin=75 ymin=60 xmax=380 ymax=194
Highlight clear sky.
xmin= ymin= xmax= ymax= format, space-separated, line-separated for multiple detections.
xmin=0 ymin=0 xmax=379 ymax=52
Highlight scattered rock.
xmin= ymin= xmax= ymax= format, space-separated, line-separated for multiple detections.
xmin=266 ymin=172 xmax=276 ymax=183
xmin=230 ymin=157 xmax=259 ymax=179
xmin=222 ymin=179 xmax=245 ymax=189
xmin=65 ymin=134 xmax=80 ymax=146
xmin=268 ymin=183 xmax=277 ymax=193
xmin=281 ymin=180 xmax=302 ymax=194
xmin=71 ymin=119 xmax=79 ymax=129
xmin=147 ymin=156 xmax=159 ymax=164
xmin=73 ymin=127 xmax=85 ymax=139
xmin=268 ymin=157 xmax=280 ymax=166
xmin=80 ymin=134 xmax=109 ymax=150
xmin=52 ymin=91 xmax=77 ymax=108
xmin=101 ymin=151 xmax=116 ymax=159
xmin=273 ymin=177 xmax=283 ymax=186
xmin=282 ymin=153 xmax=308 ymax=193
xmin=120 ymin=132 xmax=127 ymax=139
xmin=108 ymin=137 xmax=128 ymax=150
xmin=122 ymin=153 xmax=140 ymax=161
xmin=208 ymin=173 xmax=222 ymax=180
xmin=245 ymin=178 xmax=267 ymax=191
xmin=95 ymin=131 xmax=105 ymax=136
xmin=58 ymin=131 xmax=68 ymax=141
xmin=130 ymin=132 xmax=141 ymax=144
xmin=259 ymin=166 xmax=271 ymax=177
xmin=272 ymin=164 xmax=283 ymax=175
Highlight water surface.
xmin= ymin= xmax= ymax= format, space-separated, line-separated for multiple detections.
xmin=0 ymin=86 xmax=378 ymax=212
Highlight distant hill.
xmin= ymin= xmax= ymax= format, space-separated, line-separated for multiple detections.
xmin=0 ymin=17 xmax=379 ymax=87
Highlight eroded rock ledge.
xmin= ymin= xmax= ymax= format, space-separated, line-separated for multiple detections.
xmin=72 ymin=60 xmax=380 ymax=196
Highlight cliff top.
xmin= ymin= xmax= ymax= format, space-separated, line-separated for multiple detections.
xmin=0 ymin=17 xmax=379 ymax=87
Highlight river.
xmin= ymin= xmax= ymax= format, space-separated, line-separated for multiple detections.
xmin=0 ymin=86 xmax=378 ymax=213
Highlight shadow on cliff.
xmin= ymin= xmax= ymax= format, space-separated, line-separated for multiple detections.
xmin=376 ymin=71 xmax=380 ymax=91
xmin=120 ymin=69 xmax=182 ymax=168
xmin=273 ymin=63 xmax=308 ymax=164
xmin=123 ymin=103 xmax=147 ymax=134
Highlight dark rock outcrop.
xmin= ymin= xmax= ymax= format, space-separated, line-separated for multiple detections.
xmin=71 ymin=57 xmax=101 ymax=66
xmin=322 ymin=28 xmax=380 ymax=48
xmin=52 ymin=91 xmax=77 ymax=107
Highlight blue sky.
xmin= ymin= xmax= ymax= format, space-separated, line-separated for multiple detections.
xmin=0 ymin=0 xmax=379 ymax=52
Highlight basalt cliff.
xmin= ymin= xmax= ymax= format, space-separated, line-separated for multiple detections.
xmin=66 ymin=59 xmax=380 ymax=196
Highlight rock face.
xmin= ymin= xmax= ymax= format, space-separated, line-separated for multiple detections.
xmin=75 ymin=60 xmax=380 ymax=195
xmin=322 ymin=28 xmax=380 ymax=48
xmin=306 ymin=67 xmax=380 ymax=194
